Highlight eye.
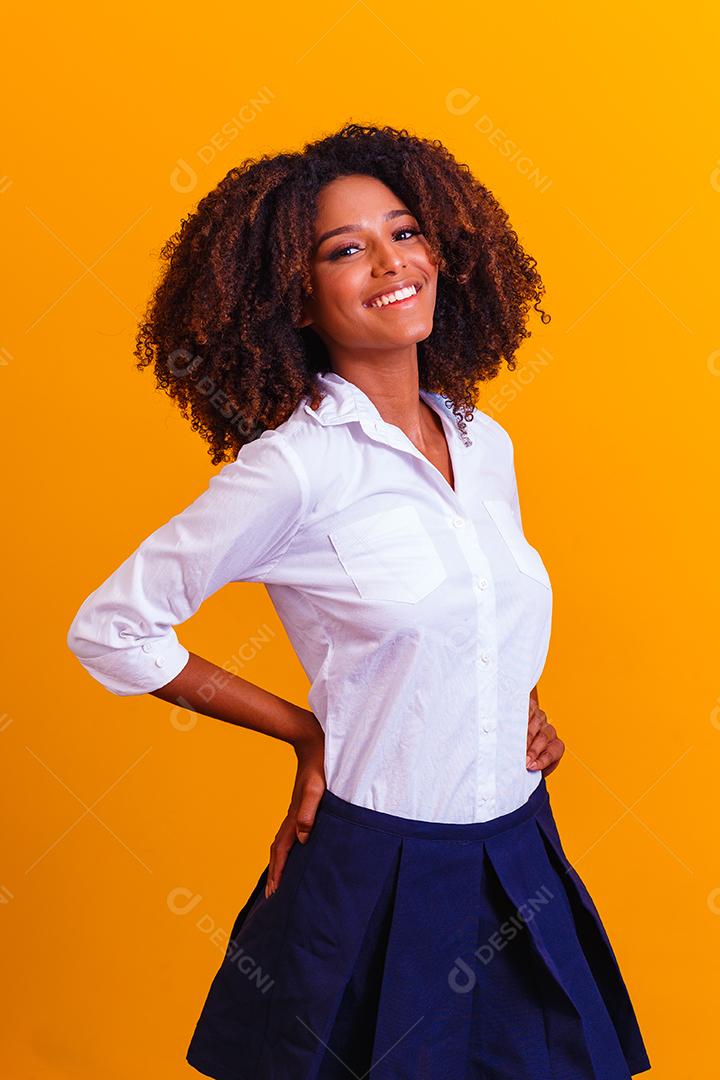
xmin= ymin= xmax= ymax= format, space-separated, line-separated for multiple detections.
xmin=328 ymin=226 xmax=423 ymax=261
xmin=329 ymin=241 xmax=362 ymax=261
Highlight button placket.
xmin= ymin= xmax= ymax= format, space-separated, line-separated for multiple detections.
xmin=349 ymin=384 xmax=504 ymax=819
xmin=451 ymin=517 xmax=498 ymax=818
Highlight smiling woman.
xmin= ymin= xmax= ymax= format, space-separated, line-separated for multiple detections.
xmin=131 ymin=121 xmax=550 ymax=465
xmin=66 ymin=122 xmax=652 ymax=1079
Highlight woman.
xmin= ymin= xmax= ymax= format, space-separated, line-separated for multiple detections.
xmin=67 ymin=123 xmax=651 ymax=1078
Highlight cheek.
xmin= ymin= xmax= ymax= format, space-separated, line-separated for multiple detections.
xmin=423 ymin=251 xmax=440 ymax=278
xmin=316 ymin=268 xmax=365 ymax=322
xmin=418 ymin=239 xmax=441 ymax=275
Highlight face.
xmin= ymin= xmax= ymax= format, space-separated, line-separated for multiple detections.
xmin=298 ymin=174 xmax=439 ymax=354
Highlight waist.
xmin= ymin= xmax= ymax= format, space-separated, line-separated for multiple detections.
xmin=318 ymin=774 xmax=549 ymax=843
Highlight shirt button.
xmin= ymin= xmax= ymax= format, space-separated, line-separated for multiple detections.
xmin=480 ymin=652 xmax=490 ymax=664
xmin=142 ymin=643 xmax=152 ymax=653
xmin=154 ymin=657 xmax=166 ymax=668
xmin=452 ymin=515 xmax=465 ymax=528
xmin=482 ymin=721 xmax=494 ymax=733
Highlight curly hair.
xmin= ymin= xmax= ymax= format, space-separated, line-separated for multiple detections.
xmin=134 ymin=122 xmax=550 ymax=465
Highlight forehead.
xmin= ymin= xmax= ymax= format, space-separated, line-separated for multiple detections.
xmin=314 ymin=174 xmax=409 ymax=225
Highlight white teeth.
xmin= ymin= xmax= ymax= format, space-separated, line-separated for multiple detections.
xmin=368 ymin=284 xmax=418 ymax=308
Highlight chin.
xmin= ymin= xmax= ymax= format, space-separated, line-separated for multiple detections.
xmin=396 ymin=318 xmax=434 ymax=344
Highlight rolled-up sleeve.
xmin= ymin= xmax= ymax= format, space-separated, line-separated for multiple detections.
xmin=66 ymin=431 xmax=310 ymax=696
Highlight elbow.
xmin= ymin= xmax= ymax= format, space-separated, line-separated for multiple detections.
xmin=66 ymin=596 xmax=107 ymax=663
xmin=66 ymin=599 xmax=191 ymax=698
xmin=66 ymin=607 xmax=85 ymax=658
xmin=65 ymin=598 xmax=136 ymax=697
xmin=66 ymin=605 xmax=90 ymax=661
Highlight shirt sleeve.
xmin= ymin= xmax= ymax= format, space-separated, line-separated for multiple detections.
xmin=66 ymin=431 xmax=310 ymax=697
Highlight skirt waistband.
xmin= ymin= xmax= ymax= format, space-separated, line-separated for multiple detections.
xmin=318 ymin=776 xmax=549 ymax=843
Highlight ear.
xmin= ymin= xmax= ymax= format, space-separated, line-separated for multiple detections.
xmin=297 ymin=295 xmax=314 ymax=330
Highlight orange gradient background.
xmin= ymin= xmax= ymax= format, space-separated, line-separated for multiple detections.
xmin=2 ymin=3 xmax=719 ymax=1077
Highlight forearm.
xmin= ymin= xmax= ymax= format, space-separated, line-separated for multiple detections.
xmin=149 ymin=651 xmax=322 ymax=750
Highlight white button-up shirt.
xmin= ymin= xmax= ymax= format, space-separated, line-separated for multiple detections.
xmin=67 ymin=371 xmax=553 ymax=823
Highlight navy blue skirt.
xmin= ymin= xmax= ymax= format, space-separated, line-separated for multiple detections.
xmin=185 ymin=776 xmax=652 ymax=1079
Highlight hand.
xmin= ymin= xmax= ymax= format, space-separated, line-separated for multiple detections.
xmin=265 ymin=725 xmax=326 ymax=898
xmin=526 ymin=698 xmax=564 ymax=778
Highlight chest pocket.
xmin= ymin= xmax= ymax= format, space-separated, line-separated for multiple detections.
xmin=483 ymin=498 xmax=551 ymax=589
xmin=328 ymin=504 xmax=447 ymax=603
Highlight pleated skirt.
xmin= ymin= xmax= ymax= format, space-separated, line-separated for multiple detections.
xmin=185 ymin=776 xmax=652 ymax=1079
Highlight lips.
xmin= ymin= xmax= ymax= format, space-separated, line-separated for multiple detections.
xmin=362 ymin=280 xmax=423 ymax=307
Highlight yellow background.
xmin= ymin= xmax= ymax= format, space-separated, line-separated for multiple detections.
xmin=2 ymin=2 xmax=718 ymax=1076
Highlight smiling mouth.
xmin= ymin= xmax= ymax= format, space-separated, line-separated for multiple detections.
xmin=363 ymin=282 xmax=423 ymax=309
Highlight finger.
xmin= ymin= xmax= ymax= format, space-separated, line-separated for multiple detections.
xmin=266 ymin=836 xmax=279 ymax=898
xmin=528 ymin=738 xmax=564 ymax=772
xmin=267 ymin=789 xmax=324 ymax=899
xmin=267 ymin=835 xmax=294 ymax=896
xmin=526 ymin=706 xmax=548 ymax=748
xmin=265 ymin=822 xmax=293 ymax=897
xmin=526 ymin=723 xmax=555 ymax=765
xmin=295 ymin=784 xmax=324 ymax=844
xmin=541 ymin=757 xmax=561 ymax=778
xmin=527 ymin=723 xmax=556 ymax=757
xmin=265 ymin=844 xmax=275 ymax=899
xmin=529 ymin=746 xmax=557 ymax=771
xmin=528 ymin=698 xmax=544 ymax=719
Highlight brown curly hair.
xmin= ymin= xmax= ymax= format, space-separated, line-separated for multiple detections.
xmin=134 ymin=121 xmax=550 ymax=466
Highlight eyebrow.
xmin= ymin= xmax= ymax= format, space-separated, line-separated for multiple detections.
xmin=315 ymin=209 xmax=415 ymax=252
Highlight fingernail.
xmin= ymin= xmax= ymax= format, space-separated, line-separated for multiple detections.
xmin=528 ymin=761 xmax=539 ymax=770
xmin=526 ymin=755 xmax=533 ymax=767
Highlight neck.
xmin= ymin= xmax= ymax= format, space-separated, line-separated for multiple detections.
xmin=327 ymin=349 xmax=426 ymax=438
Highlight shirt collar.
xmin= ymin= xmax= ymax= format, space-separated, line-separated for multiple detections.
xmin=303 ymin=370 xmax=473 ymax=450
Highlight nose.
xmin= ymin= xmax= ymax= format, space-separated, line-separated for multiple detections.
xmin=369 ymin=236 xmax=406 ymax=277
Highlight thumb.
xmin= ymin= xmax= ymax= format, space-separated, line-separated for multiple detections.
xmin=295 ymin=796 xmax=319 ymax=844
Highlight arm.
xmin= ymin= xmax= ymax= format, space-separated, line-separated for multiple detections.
xmin=66 ymin=431 xmax=315 ymax=749
xmin=152 ymin=650 xmax=326 ymax=900
xmin=149 ymin=650 xmax=322 ymax=751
